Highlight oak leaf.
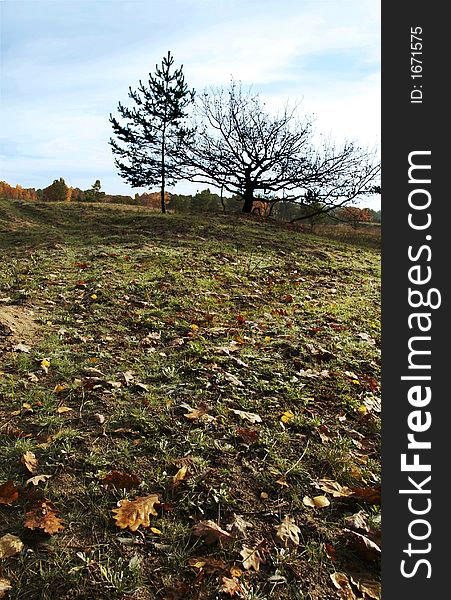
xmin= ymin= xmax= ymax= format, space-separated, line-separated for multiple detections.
xmin=0 ymin=480 xmax=19 ymax=505
xmin=26 ymin=474 xmax=51 ymax=486
xmin=192 ymin=520 xmax=232 ymax=544
xmin=221 ymin=576 xmax=242 ymax=596
xmin=112 ymin=494 xmax=160 ymax=531
xmin=102 ymin=471 xmax=141 ymax=490
xmin=226 ymin=514 xmax=253 ymax=538
xmin=21 ymin=451 xmax=38 ymax=474
xmin=24 ymin=500 xmax=65 ymax=534
xmin=240 ymin=543 xmax=266 ymax=571
xmin=230 ymin=409 xmax=261 ymax=423
xmin=275 ymin=516 xmax=301 ymax=548
xmin=0 ymin=534 xmax=24 ymax=559
xmin=348 ymin=573 xmax=381 ymax=600
xmin=349 ymin=486 xmax=381 ymax=504
xmin=317 ymin=478 xmax=354 ymax=498
xmin=330 ymin=572 xmax=357 ymax=600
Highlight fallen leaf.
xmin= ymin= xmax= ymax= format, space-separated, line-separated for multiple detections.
xmin=317 ymin=478 xmax=354 ymax=498
xmin=236 ymin=428 xmax=259 ymax=444
xmin=94 ymin=413 xmax=106 ymax=424
xmin=297 ymin=368 xmax=330 ymax=378
xmin=188 ymin=557 xmax=227 ymax=573
xmin=240 ymin=543 xmax=266 ymax=571
xmin=344 ymin=511 xmax=371 ymax=534
xmin=56 ymin=406 xmax=73 ymax=414
xmin=330 ymin=572 xmax=358 ymax=600
xmin=120 ymin=370 xmax=134 ymax=386
xmin=230 ymin=409 xmax=261 ymax=423
xmin=344 ymin=529 xmax=381 ymax=561
xmin=102 ymin=471 xmax=141 ymax=490
xmin=230 ymin=566 xmax=242 ymax=578
xmin=26 ymin=474 xmax=51 ymax=486
xmin=275 ymin=476 xmax=289 ymax=488
xmin=0 ymin=579 xmax=12 ymax=599
xmin=280 ymin=410 xmax=294 ymax=424
xmin=221 ymin=576 xmax=242 ymax=596
xmin=184 ymin=404 xmax=215 ymax=423
xmin=24 ymin=500 xmax=65 ymax=534
xmin=13 ymin=343 xmax=31 ymax=353
xmin=223 ymin=372 xmax=243 ymax=386
xmin=112 ymin=494 xmax=160 ymax=531
xmin=0 ymin=534 xmax=24 ymax=558
xmin=349 ymin=486 xmax=381 ymax=505
xmin=21 ymin=451 xmax=38 ymax=474
xmin=303 ymin=495 xmax=330 ymax=508
xmin=192 ymin=520 xmax=232 ymax=544
xmin=275 ymin=516 xmax=301 ymax=548
xmin=172 ymin=465 xmax=188 ymax=486
xmin=348 ymin=573 xmax=381 ymax=600
xmin=82 ymin=367 xmax=105 ymax=377
xmin=226 ymin=514 xmax=253 ymax=538
xmin=135 ymin=382 xmax=149 ymax=393
xmin=40 ymin=358 xmax=51 ymax=373
xmin=53 ymin=383 xmax=66 ymax=394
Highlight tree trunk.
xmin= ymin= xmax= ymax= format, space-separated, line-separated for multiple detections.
xmin=241 ymin=187 xmax=254 ymax=213
xmin=161 ymin=129 xmax=166 ymax=214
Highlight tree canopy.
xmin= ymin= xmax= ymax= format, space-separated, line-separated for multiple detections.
xmin=109 ymin=51 xmax=195 ymax=213
xmin=180 ymin=81 xmax=380 ymax=214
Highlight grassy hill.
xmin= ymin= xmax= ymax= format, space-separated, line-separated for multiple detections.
xmin=0 ymin=200 xmax=380 ymax=600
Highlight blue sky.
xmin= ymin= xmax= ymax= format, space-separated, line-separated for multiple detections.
xmin=0 ymin=0 xmax=380 ymax=207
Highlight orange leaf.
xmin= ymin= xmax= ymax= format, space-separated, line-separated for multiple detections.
xmin=0 ymin=481 xmax=19 ymax=505
xmin=24 ymin=500 xmax=65 ymax=534
xmin=112 ymin=494 xmax=160 ymax=532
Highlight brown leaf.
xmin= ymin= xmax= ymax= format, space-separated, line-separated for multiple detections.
xmin=24 ymin=500 xmax=65 ymax=534
xmin=317 ymin=478 xmax=354 ymax=498
xmin=26 ymin=474 xmax=52 ymax=486
xmin=112 ymin=494 xmax=160 ymax=532
xmin=102 ymin=471 xmax=141 ymax=490
xmin=0 ymin=534 xmax=24 ymax=559
xmin=120 ymin=370 xmax=134 ymax=385
xmin=344 ymin=529 xmax=381 ymax=561
xmin=236 ymin=428 xmax=259 ymax=444
xmin=226 ymin=514 xmax=253 ymax=538
xmin=275 ymin=516 xmax=301 ymax=548
xmin=82 ymin=366 xmax=105 ymax=377
xmin=330 ymin=572 xmax=358 ymax=600
xmin=349 ymin=486 xmax=381 ymax=504
xmin=0 ymin=480 xmax=19 ymax=505
xmin=21 ymin=451 xmax=38 ymax=474
xmin=184 ymin=403 xmax=215 ymax=423
xmin=221 ymin=576 xmax=242 ymax=596
xmin=344 ymin=511 xmax=371 ymax=534
xmin=188 ymin=557 xmax=227 ymax=573
xmin=192 ymin=520 xmax=232 ymax=545
xmin=240 ymin=543 xmax=266 ymax=571
xmin=348 ymin=573 xmax=381 ymax=600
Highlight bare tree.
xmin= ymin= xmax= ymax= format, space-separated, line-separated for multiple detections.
xmin=181 ymin=81 xmax=380 ymax=214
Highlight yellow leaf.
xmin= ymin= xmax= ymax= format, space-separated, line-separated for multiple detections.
xmin=312 ymin=495 xmax=330 ymax=508
xmin=91 ymin=294 xmax=97 ymax=300
xmin=280 ymin=410 xmax=294 ymax=424
xmin=53 ymin=384 xmax=66 ymax=394
xmin=190 ymin=324 xmax=199 ymax=331
xmin=276 ymin=476 xmax=289 ymax=488
xmin=264 ymin=336 xmax=271 ymax=343
xmin=230 ymin=566 xmax=242 ymax=578
xmin=22 ymin=402 xmax=33 ymax=410
xmin=40 ymin=358 xmax=51 ymax=373
xmin=150 ymin=527 xmax=162 ymax=535
xmin=172 ymin=465 xmax=188 ymax=485
xmin=0 ymin=534 xmax=24 ymax=559
xmin=56 ymin=406 xmax=73 ymax=414
xmin=260 ymin=492 xmax=268 ymax=500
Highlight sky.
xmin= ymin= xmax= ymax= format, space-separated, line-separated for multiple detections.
xmin=0 ymin=0 xmax=380 ymax=208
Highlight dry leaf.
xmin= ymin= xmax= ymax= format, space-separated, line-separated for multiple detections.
xmin=172 ymin=465 xmax=188 ymax=486
xmin=192 ymin=520 xmax=232 ymax=545
xmin=330 ymin=572 xmax=358 ymax=600
xmin=344 ymin=511 xmax=371 ymax=534
xmin=303 ymin=495 xmax=330 ymax=508
xmin=0 ymin=534 xmax=24 ymax=559
xmin=349 ymin=486 xmax=381 ymax=504
xmin=53 ymin=383 xmax=66 ymax=394
xmin=21 ymin=451 xmax=38 ymax=474
xmin=95 ymin=413 xmax=106 ymax=424
xmin=236 ymin=428 xmax=259 ymax=444
xmin=275 ymin=476 xmax=289 ymax=488
xmin=0 ymin=480 xmax=19 ymax=505
xmin=240 ymin=543 xmax=266 ymax=571
xmin=82 ymin=367 xmax=105 ymax=377
xmin=221 ymin=576 xmax=242 ymax=596
xmin=188 ymin=557 xmax=227 ymax=573
xmin=112 ymin=494 xmax=160 ymax=531
xmin=120 ymin=370 xmax=134 ymax=385
xmin=317 ymin=478 xmax=354 ymax=498
xmin=26 ymin=474 xmax=51 ymax=486
xmin=344 ymin=529 xmax=381 ymax=561
xmin=184 ymin=404 xmax=215 ymax=423
xmin=348 ymin=573 xmax=381 ymax=600
xmin=275 ymin=516 xmax=301 ymax=548
xmin=230 ymin=566 xmax=242 ymax=578
xmin=13 ymin=343 xmax=31 ymax=353
xmin=102 ymin=471 xmax=141 ymax=490
xmin=0 ymin=579 xmax=12 ymax=599
xmin=226 ymin=514 xmax=253 ymax=538
xmin=231 ymin=409 xmax=261 ymax=423
xmin=223 ymin=372 xmax=243 ymax=386
xmin=24 ymin=500 xmax=65 ymax=534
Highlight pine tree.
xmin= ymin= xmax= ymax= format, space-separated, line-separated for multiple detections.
xmin=109 ymin=51 xmax=195 ymax=213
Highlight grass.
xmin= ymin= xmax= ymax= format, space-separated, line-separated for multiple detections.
xmin=0 ymin=199 xmax=380 ymax=600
